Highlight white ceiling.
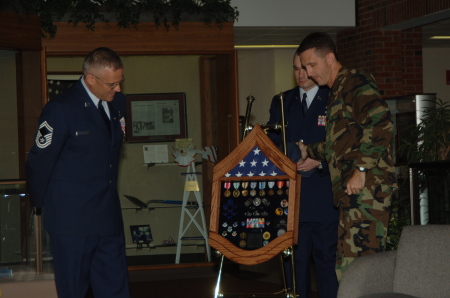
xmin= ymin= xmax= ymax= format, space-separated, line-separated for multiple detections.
xmin=234 ymin=15 xmax=450 ymax=48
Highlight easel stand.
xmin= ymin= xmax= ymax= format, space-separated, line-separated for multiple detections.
xmin=175 ymin=162 xmax=211 ymax=264
xmin=213 ymin=248 xmax=297 ymax=298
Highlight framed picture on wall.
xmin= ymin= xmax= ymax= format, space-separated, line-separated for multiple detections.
xmin=126 ymin=93 xmax=187 ymax=142
xmin=47 ymin=72 xmax=82 ymax=101
xmin=130 ymin=225 xmax=153 ymax=244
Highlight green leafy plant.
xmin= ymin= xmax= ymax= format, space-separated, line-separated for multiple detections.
xmin=1 ymin=0 xmax=239 ymax=38
xmin=387 ymin=98 xmax=450 ymax=249
xmin=399 ymin=98 xmax=450 ymax=164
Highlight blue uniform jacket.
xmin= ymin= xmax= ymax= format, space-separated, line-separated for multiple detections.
xmin=267 ymin=87 xmax=338 ymax=222
xmin=25 ymin=79 xmax=126 ymax=237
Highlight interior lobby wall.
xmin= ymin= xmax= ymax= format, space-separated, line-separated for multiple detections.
xmin=0 ymin=50 xmax=19 ymax=179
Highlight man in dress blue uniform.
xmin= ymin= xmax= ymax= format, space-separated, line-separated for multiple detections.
xmin=267 ymin=48 xmax=339 ymax=298
xmin=26 ymin=47 xmax=130 ymax=298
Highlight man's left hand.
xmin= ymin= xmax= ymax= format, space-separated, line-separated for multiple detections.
xmin=297 ymin=158 xmax=320 ymax=172
xmin=345 ymin=170 xmax=366 ymax=195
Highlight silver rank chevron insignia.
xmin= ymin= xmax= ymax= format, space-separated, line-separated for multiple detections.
xmin=36 ymin=121 xmax=54 ymax=148
xmin=318 ymin=115 xmax=326 ymax=126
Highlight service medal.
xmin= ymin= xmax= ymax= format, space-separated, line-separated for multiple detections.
xmin=241 ymin=182 xmax=249 ymax=196
xmin=224 ymin=182 xmax=231 ymax=197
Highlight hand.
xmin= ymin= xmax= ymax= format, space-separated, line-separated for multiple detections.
xmin=345 ymin=170 xmax=366 ymax=195
xmin=296 ymin=140 xmax=308 ymax=162
xmin=297 ymin=158 xmax=320 ymax=172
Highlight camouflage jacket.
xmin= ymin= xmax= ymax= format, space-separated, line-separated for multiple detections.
xmin=307 ymin=67 xmax=398 ymax=205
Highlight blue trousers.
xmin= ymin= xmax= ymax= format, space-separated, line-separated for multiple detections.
xmin=50 ymin=233 xmax=130 ymax=298
xmin=285 ymin=221 xmax=339 ymax=298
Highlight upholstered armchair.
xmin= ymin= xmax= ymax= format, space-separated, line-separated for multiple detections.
xmin=337 ymin=224 xmax=450 ymax=298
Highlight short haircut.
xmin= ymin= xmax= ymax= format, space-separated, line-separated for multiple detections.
xmin=83 ymin=47 xmax=123 ymax=74
xmin=296 ymin=32 xmax=339 ymax=61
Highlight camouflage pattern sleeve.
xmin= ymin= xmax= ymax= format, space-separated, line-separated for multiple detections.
xmin=307 ymin=139 xmax=326 ymax=161
xmin=343 ymin=70 xmax=394 ymax=170
xmin=323 ymin=67 xmax=397 ymax=205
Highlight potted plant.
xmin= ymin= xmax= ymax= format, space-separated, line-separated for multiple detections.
xmin=387 ymin=98 xmax=450 ymax=249
xmin=399 ymin=98 xmax=450 ymax=163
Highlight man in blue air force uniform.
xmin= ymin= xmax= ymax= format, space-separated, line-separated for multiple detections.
xmin=26 ymin=47 xmax=130 ymax=298
xmin=267 ymin=49 xmax=339 ymax=298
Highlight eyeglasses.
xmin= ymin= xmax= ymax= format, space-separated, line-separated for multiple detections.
xmin=91 ymin=74 xmax=126 ymax=90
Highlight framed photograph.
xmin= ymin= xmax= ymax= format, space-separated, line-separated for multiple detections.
xmin=47 ymin=73 xmax=82 ymax=101
xmin=126 ymin=93 xmax=187 ymax=142
xmin=130 ymin=225 xmax=153 ymax=244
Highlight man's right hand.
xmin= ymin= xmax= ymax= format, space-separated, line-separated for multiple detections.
xmin=296 ymin=140 xmax=308 ymax=162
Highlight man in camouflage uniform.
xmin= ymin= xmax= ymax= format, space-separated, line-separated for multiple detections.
xmin=296 ymin=32 xmax=398 ymax=280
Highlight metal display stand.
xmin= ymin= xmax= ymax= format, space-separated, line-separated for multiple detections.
xmin=175 ymin=161 xmax=211 ymax=264
xmin=209 ymin=125 xmax=301 ymax=297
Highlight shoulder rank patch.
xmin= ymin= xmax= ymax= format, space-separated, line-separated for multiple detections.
xmin=318 ymin=115 xmax=326 ymax=126
xmin=36 ymin=121 xmax=54 ymax=148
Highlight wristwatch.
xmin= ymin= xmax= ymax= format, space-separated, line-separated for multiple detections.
xmin=356 ymin=166 xmax=368 ymax=172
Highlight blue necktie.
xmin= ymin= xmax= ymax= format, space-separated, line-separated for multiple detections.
xmin=98 ymin=101 xmax=111 ymax=133
xmin=302 ymin=93 xmax=308 ymax=116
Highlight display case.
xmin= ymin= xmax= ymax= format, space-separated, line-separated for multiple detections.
xmin=209 ymin=125 xmax=300 ymax=265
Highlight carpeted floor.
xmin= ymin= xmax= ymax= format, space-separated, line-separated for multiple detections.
xmin=127 ymin=275 xmax=283 ymax=298
xmin=86 ymin=259 xmax=319 ymax=298
xmin=85 ymin=260 xmax=301 ymax=298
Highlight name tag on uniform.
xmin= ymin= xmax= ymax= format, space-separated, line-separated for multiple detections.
xmin=318 ymin=115 xmax=326 ymax=126
xmin=76 ymin=131 xmax=91 ymax=136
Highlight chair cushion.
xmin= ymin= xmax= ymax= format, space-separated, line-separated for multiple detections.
xmin=393 ymin=225 xmax=450 ymax=298
xmin=361 ymin=293 xmax=418 ymax=298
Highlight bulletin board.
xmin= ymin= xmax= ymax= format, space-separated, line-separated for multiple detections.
xmin=209 ymin=125 xmax=300 ymax=265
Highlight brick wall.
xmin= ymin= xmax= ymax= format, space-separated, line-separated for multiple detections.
xmin=337 ymin=0 xmax=450 ymax=97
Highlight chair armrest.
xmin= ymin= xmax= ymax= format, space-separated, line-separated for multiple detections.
xmin=337 ymin=250 xmax=397 ymax=298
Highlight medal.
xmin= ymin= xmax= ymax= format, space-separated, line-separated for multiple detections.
xmin=280 ymin=199 xmax=288 ymax=208
xmin=277 ymin=229 xmax=286 ymax=237
xmin=263 ymin=231 xmax=271 ymax=240
xmin=253 ymin=197 xmax=261 ymax=206
xmin=239 ymin=240 xmax=247 ymax=248
xmin=268 ymin=181 xmax=275 ymax=196
xmin=275 ymin=207 xmax=283 ymax=216
xmin=224 ymin=182 xmax=231 ymax=197
xmin=258 ymin=181 xmax=266 ymax=196
xmin=250 ymin=182 xmax=257 ymax=197
xmin=241 ymin=181 xmax=249 ymax=197
xmin=262 ymin=197 xmax=270 ymax=206
xmin=276 ymin=181 xmax=284 ymax=195
xmin=286 ymin=180 xmax=290 ymax=195
xmin=240 ymin=231 xmax=247 ymax=239
xmin=232 ymin=182 xmax=240 ymax=197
